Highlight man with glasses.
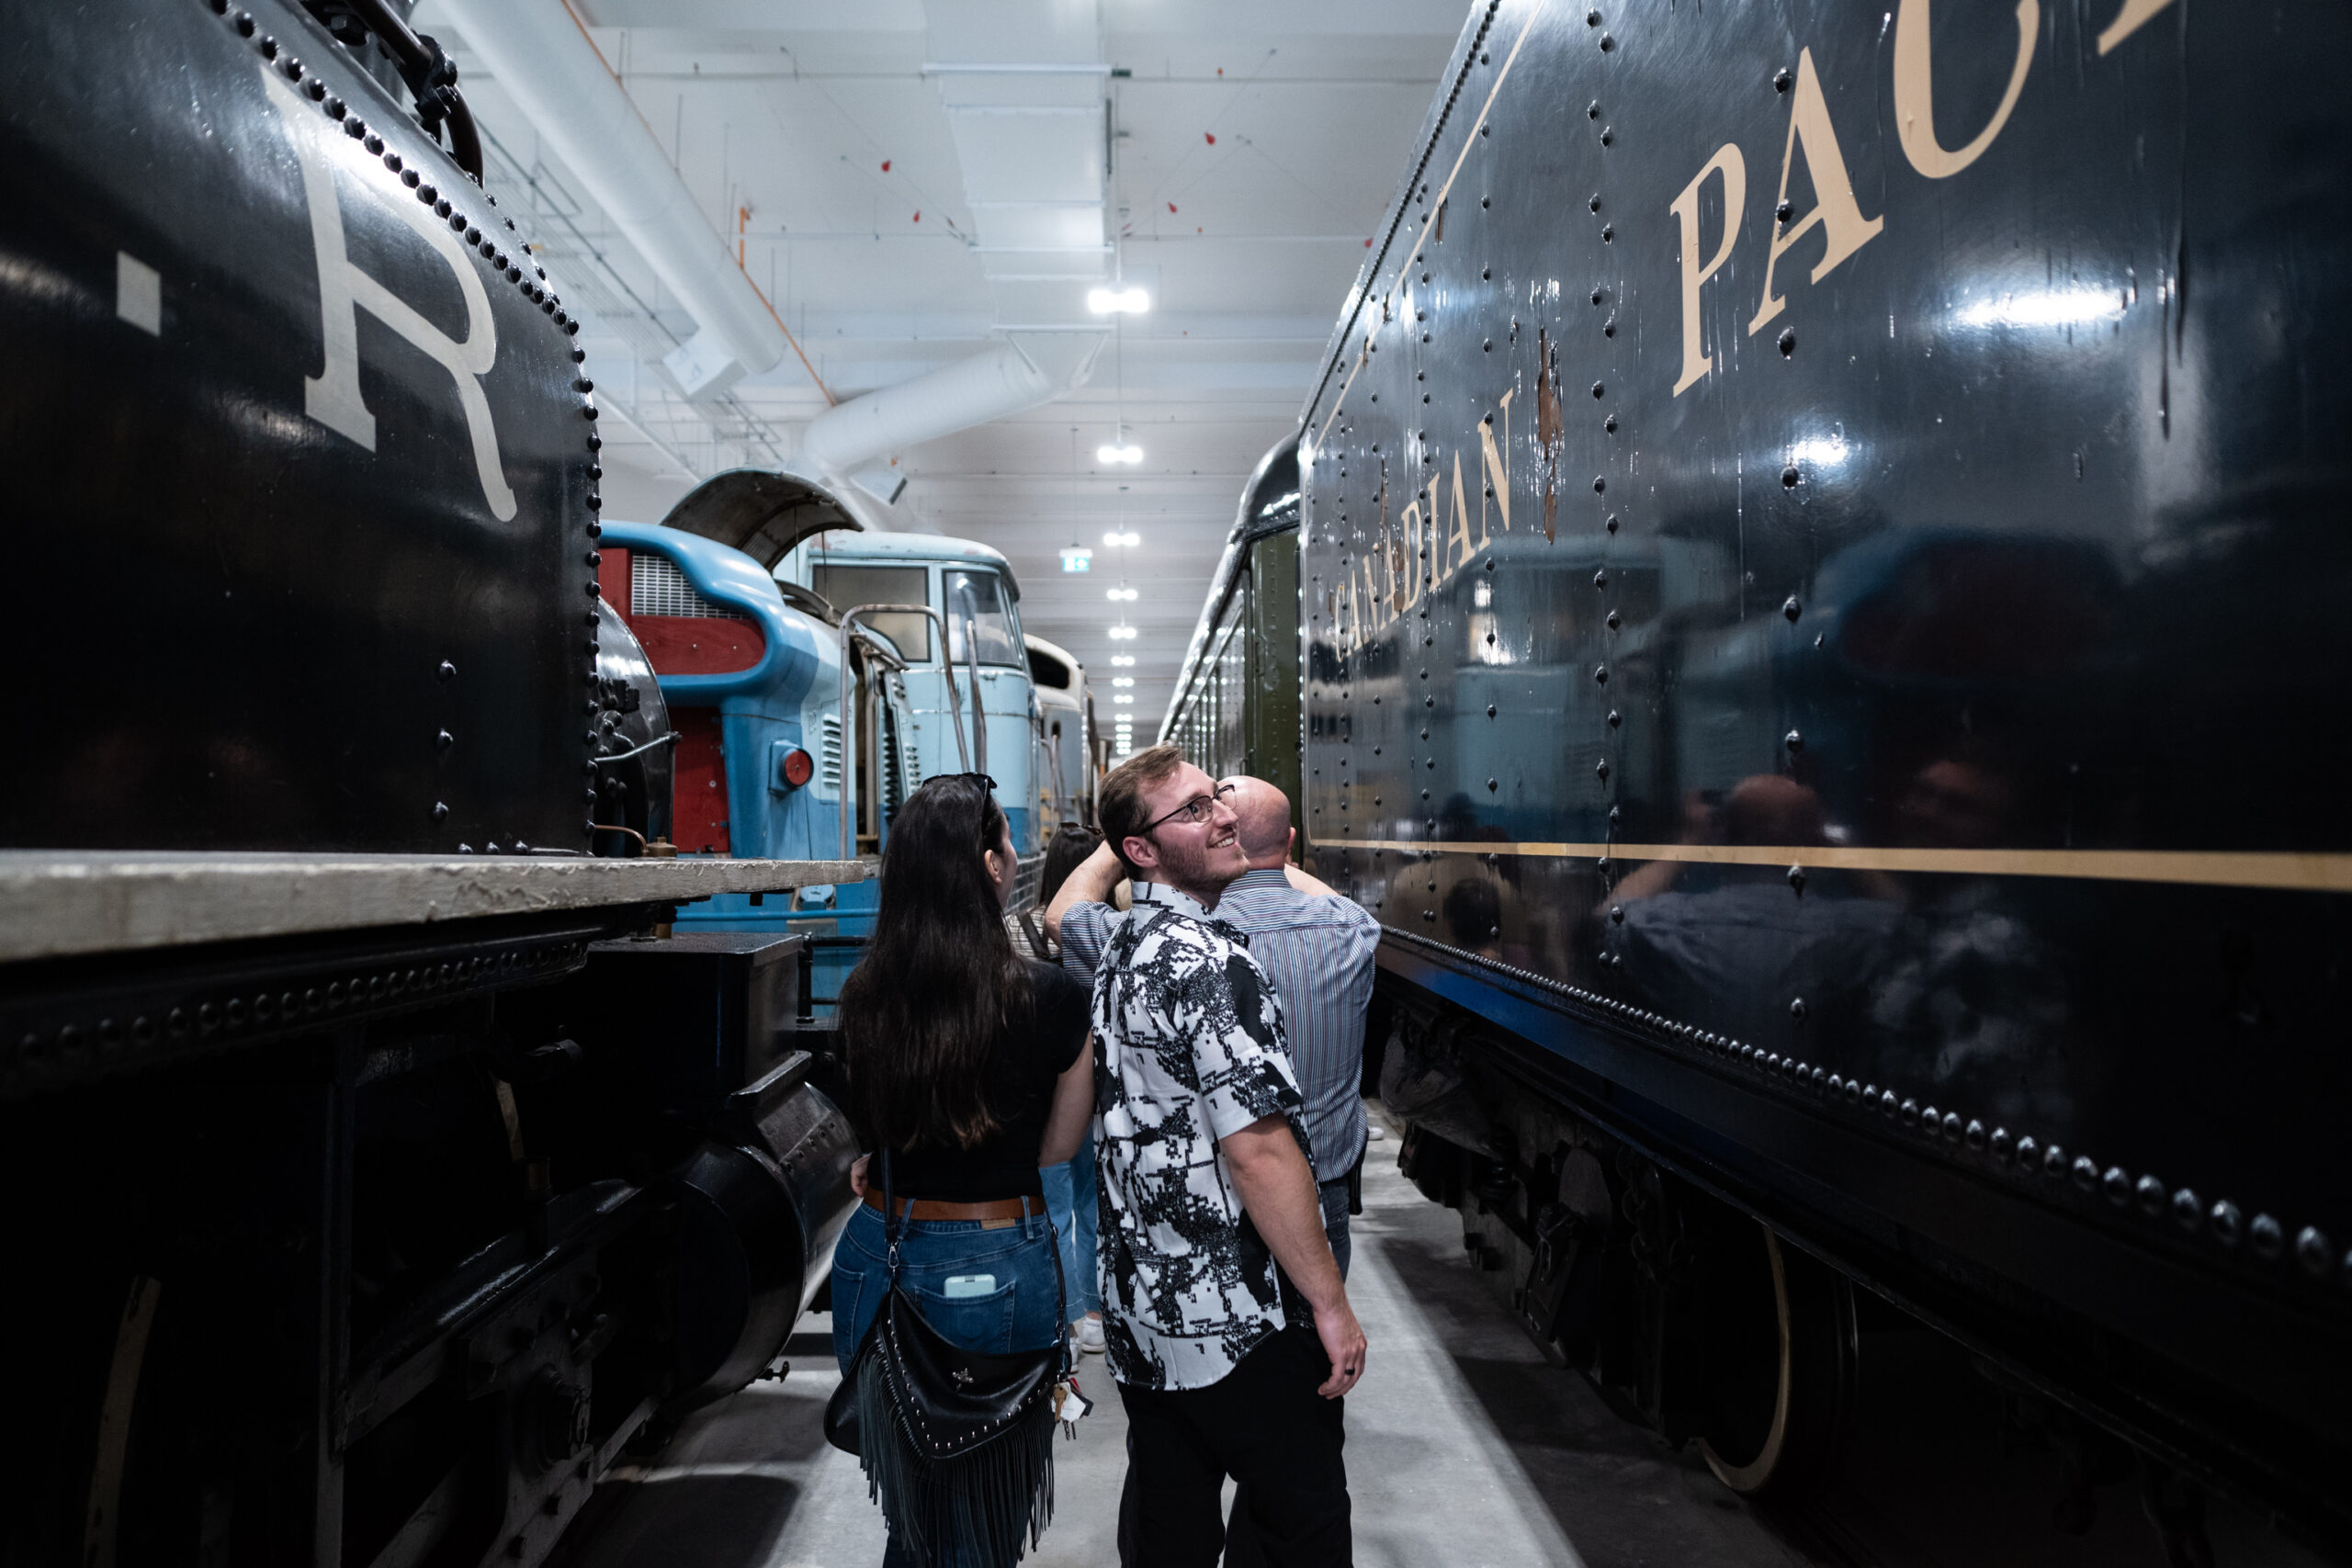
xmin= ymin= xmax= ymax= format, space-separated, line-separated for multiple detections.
xmin=1048 ymin=779 xmax=1377 ymax=1276
xmin=1075 ymin=745 xmax=1366 ymax=1567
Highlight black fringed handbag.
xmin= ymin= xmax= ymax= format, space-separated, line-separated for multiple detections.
xmin=823 ymin=1152 xmax=1072 ymax=1566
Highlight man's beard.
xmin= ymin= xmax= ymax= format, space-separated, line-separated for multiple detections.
xmin=1154 ymin=829 xmax=1245 ymax=898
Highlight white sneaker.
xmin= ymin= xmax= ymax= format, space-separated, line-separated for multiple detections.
xmin=1075 ymin=1315 xmax=1106 ymax=1354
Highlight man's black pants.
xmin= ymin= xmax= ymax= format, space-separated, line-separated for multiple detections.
xmin=1114 ymin=1324 xmax=1350 ymax=1568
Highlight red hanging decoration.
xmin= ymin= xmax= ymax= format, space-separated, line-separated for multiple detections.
xmin=881 ymin=160 xmax=892 ymax=172
xmin=1204 ymin=132 xmax=1216 ymax=145
xmin=1168 ymin=202 xmax=1178 ymax=213
xmin=912 ymin=210 xmax=922 ymax=222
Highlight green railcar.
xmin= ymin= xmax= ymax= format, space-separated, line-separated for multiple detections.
xmin=1162 ymin=441 xmax=1303 ymax=843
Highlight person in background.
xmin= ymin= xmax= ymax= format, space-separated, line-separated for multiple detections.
xmin=1046 ymin=777 xmax=1378 ymax=1274
xmin=1082 ymin=746 xmax=1365 ymax=1568
xmin=1013 ymin=822 xmax=1109 ymax=963
xmin=1026 ymin=822 xmax=1110 ymax=1355
xmin=831 ymin=774 xmax=1095 ymax=1568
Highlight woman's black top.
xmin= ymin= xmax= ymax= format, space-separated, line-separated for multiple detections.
xmin=887 ymin=959 xmax=1092 ymax=1202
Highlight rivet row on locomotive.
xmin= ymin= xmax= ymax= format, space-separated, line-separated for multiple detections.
xmin=1323 ymin=0 xmax=2178 ymax=655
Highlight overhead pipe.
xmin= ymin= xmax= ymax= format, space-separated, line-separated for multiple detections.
xmin=446 ymin=0 xmax=1104 ymax=476
xmin=435 ymin=0 xmax=786 ymax=390
xmin=799 ymin=333 xmax=1102 ymax=475
xmin=340 ymin=0 xmax=485 ymax=183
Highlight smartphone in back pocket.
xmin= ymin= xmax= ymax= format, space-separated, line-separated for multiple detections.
xmin=943 ymin=1274 xmax=997 ymax=1299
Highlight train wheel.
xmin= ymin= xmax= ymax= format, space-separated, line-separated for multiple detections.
xmin=1698 ymin=1224 xmax=1857 ymax=1500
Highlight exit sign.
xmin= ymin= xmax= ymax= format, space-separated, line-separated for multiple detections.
xmin=1060 ymin=547 xmax=1092 ymax=573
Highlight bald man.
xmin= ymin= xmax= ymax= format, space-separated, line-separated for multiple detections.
xmin=1048 ymin=775 xmax=1380 ymax=1273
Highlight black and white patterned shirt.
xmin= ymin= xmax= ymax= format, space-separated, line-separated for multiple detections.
xmin=1091 ymin=883 xmax=1307 ymax=1391
xmin=1064 ymin=870 xmax=1379 ymax=1182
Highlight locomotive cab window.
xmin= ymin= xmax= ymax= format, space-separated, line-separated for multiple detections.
xmin=1028 ymin=646 xmax=1073 ymax=689
xmin=944 ymin=570 xmax=1022 ymax=667
xmin=810 ymin=563 xmax=930 ymax=660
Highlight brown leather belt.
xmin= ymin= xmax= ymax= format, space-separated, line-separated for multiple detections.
xmin=862 ymin=1189 xmax=1036 ymax=1229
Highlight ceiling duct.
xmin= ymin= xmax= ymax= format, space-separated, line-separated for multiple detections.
xmin=438 ymin=0 xmax=1110 ymax=497
xmin=432 ymin=0 xmax=786 ymax=400
xmin=799 ymin=333 xmax=1102 ymax=475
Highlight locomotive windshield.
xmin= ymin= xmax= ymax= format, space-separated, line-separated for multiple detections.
xmin=811 ymin=563 xmax=930 ymax=660
xmin=944 ymin=570 xmax=1023 ymax=667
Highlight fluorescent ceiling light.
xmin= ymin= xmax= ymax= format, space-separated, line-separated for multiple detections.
xmin=1087 ymin=286 xmax=1150 ymax=314
xmin=1102 ymin=530 xmax=1140 ymax=547
xmin=1106 ymin=586 xmax=1137 ymax=602
xmin=1113 ymin=694 xmax=1134 ymax=704
xmin=1096 ymin=442 xmax=1144 ymax=465
xmin=1108 ymin=626 xmax=1137 ymax=640
xmin=1112 ymin=677 xmax=1134 ymax=687
xmin=1110 ymin=655 xmax=1135 ymax=666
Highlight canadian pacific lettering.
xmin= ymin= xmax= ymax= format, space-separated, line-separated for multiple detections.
xmin=1668 ymin=145 xmax=1747 ymax=396
xmin=1662 ymin=0 xmax=2172 ymax=397
xmin=1743 ymin=47 xmax=1883 ymax=339
xmin=1892 ymin=0 xmax=2040 ymax=180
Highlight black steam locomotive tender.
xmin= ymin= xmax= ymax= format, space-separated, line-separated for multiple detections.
xmin=0 ymin=2 xmax=864 ymax=1564
xmin=1170 ymin=0 xmax=2352 ymax=1557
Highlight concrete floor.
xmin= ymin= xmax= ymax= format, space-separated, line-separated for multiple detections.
xmin=558 ymin=1123 xmax=1799 ymax=1568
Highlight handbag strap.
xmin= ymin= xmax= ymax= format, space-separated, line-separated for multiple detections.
xmin=1018 ymin=909 xmax=1052 ymax=961
xmin=1045 ymin=1193 xmax=1072 ymax=1376
xmin=880 ymin=1146 xmax=903 ymax=1278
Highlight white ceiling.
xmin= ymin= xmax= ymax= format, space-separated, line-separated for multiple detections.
xmin=414 ymin=0 xmax=1463 ymax=740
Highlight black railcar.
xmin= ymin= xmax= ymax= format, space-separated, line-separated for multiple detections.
xmin=0 ymin=4 xmax=859 ymax=1563
xmin=1169 ymin=0 xmax=2352 ymax=1551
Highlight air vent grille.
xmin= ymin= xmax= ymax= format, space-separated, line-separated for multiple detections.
xmin=820 ymin=715 xmax=842 ymax=793
xmin=632 ymin=554 xmax=745 ymax=621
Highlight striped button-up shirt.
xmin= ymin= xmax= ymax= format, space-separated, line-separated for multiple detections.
xmin=1063 ymin=867 xmax=1380 ymax=1181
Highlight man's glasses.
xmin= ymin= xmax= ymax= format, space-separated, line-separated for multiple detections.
xmin=1140 ymin=782 xmax=1236 ymax=835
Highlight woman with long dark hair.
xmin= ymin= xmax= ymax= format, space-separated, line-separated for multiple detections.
xmin=831 ymin=774 xmax=1094 ymax=1568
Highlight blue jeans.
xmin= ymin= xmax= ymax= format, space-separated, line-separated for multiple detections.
xmin=832 ymin=1202 xmax=1068 ymax=1568
xmin=831 ymin=1201 xmax=1068 ymax=1371
xmin=1319 ymin=1178 xmax=1352 ymax=1281
xmin=1041 ymin=1130 xmax=1102 ymax=1320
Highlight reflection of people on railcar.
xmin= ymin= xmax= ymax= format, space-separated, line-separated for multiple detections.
xmin=1375 ymin=793 xmax=1545 ymax=963
xmin=1607 ymin=775 xmax=1902 ymax=1072
xmin=1450 ymin=533 xmax=1730 ymax=845
xmin=1866 ymin=756 xmax=2077 ymax=1132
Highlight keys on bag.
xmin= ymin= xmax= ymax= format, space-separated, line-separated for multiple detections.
xmin=1052 ymin=1374 xmax=1093 ymax=1435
